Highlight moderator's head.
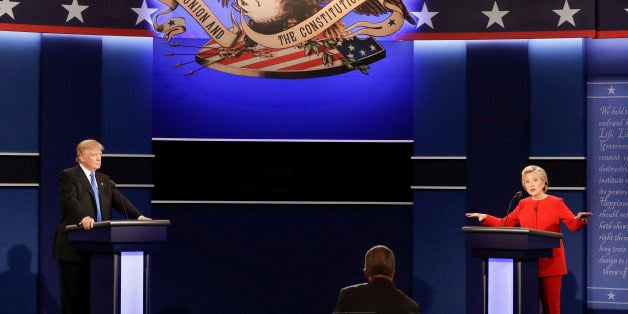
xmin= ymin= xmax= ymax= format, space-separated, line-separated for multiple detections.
xmin=364 ymin=245 xmax=395 ymax=278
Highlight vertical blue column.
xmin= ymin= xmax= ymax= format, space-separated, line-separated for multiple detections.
xmin=413 ymin=40 xmax=467 ymax=156
xmin=0 ymin=32 xmax=40 ymax=151
xmin=465 ymin=40 xmax=530 ymax=314
xmin=529 ymin=39 xmax=585 ymax=156
xmin=39 ymin=34 xmax=103 ymax=313
xmin=412 ymin=40 xmax=467 ymax=314
xmin=529 ymin=38 xmax=587 ymax=313
xmin=101 ymin=36 xmax=154 ymax=218
xmin=101 ymin=36 xmax=153 ymax=154
xmin=466 ymin=40 xmax=530 ymax=207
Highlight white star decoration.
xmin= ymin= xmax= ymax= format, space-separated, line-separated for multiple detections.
xmin=607 ymin=291 xmax=616 ymax=300
xmin=62 ymin=0 xmax=88 ymax=23
xmin=1 ymin=0 xmax=624 ymax=39
xmin=608 ymin=86 xmax=616 ymax=95
xmin=482 ymin=2 xmax=509 ymax=28
xmin=553 ymin=0 xmax=580 ymax=27
xmin=0 ymin=0 xmax=19 ymax=19
xmin=131 ymin=0 xmax=158 ymax=26
xmin=412 ymin=3 xmax=438 ymax=29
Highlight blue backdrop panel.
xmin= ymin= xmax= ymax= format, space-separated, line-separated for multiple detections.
xmin=465 ymin=40 xmax=530 ymax=209
xmin=39 ymin=34 xmax=103 ymax=313
xmin=586 ymin=76 xmax=628 ymax=310
xmin=586 ymin=38 xmax=628 ymax=76
xmin=111 ymin=189 xmax=153 ymax=219
xmin=554 ymin=191 xmax=588 ymax=313
xmin=151 ymin=203 xmax=415 ymax=314
xmin=0 ymin=32 xmax=40 ymax=152
xmin=465 ymin=40 xmax=530 ymax=314
xmin=0 ymin=188 xmax=39 ymax=314
xmin=412 ymin=40 xmax=467 ymax=156
xmin=152 ymin=39 xmax=414 ymax=140
xmin=412 ymin=190 xmax=466 ymax=314
xmin=529 ymin=38 xmax=586 ymax=156
xmin=102 ymin=36 xmax=153 ymax=154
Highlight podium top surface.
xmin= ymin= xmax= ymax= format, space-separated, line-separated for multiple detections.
xmin=65 ymin=220 xmax=171 ymax=249
xmin=461 ymin=226 xmax=562 ymax=239
xmin=65 ymin=219 xmax=171 ymax=232
xmin=461 ymin=226 xmax=562 ymax=257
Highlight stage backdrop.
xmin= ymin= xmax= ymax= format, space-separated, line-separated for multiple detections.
xmin=586 ymin=76 xmax=628 ymax=310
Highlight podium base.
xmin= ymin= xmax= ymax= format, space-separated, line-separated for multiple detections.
xmin=90 ymin=252 xmax=149 ymax=314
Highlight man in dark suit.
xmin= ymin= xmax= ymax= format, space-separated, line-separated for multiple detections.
xmin=333 ymin=245 xmax=420 ymax=314
xmin=53 ymin=139 xmax=151 ymax=314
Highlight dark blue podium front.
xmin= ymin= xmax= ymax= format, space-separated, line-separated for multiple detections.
xmin=462 ymin=226 xmax=562 ymax=314
xmin=66 ymin=220 xmax=171 ymax=314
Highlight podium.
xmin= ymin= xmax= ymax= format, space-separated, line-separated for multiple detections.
xmin=66 ymin=220 xmax=171 ymax=314
xmin=461 ymin=226 xmax=562 ymax=314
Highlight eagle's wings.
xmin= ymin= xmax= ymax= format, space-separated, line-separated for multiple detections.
xmin=352 ymin=0 xmax=416 ymax=25
xmin=218 ymin=0 xmax=415 ymax=40
xmin=220 ymin=0 xmax=415 ymax=24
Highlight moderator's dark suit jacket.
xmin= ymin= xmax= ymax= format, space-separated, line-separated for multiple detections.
xmin=53 ymin=165 xmax=143 ymax=262
xmin=333 ymin=277 xmax=420 ymax=314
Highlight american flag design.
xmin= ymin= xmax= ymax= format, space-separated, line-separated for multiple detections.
xmin=398 ymin=0 xmax=615 ymax=40
xmin=1 ymin=0 xmax=627 ymax=77
xmin=0 ymin=0 xmax=157 ymax=36
xmin=597 ymin=0 xmax=628 ymax=37
xmin=181 ymin=34 xmax=385 ymax=78
xmin=156 ymin=0 xmax=406 ymax=77
xmin=0 ymin=0 xmax=626 ymax=38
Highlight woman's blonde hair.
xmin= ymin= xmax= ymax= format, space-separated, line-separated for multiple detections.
xmin=521 ymin=165 xmax=548 ymax=192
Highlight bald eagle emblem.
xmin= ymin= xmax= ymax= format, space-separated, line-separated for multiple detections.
xmin=154 ymin=0 xmax=416 ymax=78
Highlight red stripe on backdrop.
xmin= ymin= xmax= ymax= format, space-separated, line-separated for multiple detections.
xmin=279 ymin=52 xmax=344 ymax=71
xmin=195 ymin=39 xmax=347 ymax=73
xmin=0 ymin=23 xmax=153 ymax=37
xmin=242 ymin=49 xmax=309 ymax=69
xmin=395 ymin=30 xmax=597 ymax=41
xmin=597 ymin=30 xmax=628 ymax=38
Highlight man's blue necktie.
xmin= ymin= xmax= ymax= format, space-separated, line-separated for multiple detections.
xmin=90 ymin=172 xmax=102 ymax=222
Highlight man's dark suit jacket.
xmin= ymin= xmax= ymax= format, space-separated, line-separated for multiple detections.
xmin=333 ymin=277 xmax=420 ymax=314
xmin=53 ymin=165 xmax=143 ymax=262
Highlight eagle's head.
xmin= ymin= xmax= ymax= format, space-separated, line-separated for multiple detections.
xmin=237 ymin=0 xmax=288 ymax=24
xmin=223 ymin=0 xmax=348 ymax=39
xmin=234 ymin=0 xmax=324 ymax=34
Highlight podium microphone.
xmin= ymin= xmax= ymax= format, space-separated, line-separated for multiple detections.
xmin=503 ymin=191 xmax=523 ymax=226
xmin=111 ymin=179 xmax=130 ymax=220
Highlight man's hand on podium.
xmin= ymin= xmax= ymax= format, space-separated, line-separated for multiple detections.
xmin=79 ymin=216 xmax=96 ymax=230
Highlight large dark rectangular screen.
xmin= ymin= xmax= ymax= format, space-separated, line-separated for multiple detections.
xmin=152 ymin=140 xmax=412 ymax=202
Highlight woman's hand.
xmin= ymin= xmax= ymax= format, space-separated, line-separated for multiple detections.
xmin=575 ymin=211 xmax=593 ymax=222
xmin=466 ymin=213 xmax=487 ymax=222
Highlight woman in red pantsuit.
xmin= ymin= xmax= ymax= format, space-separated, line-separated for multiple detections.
xmin=466 ymin=165 xmax=592 ymax=314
